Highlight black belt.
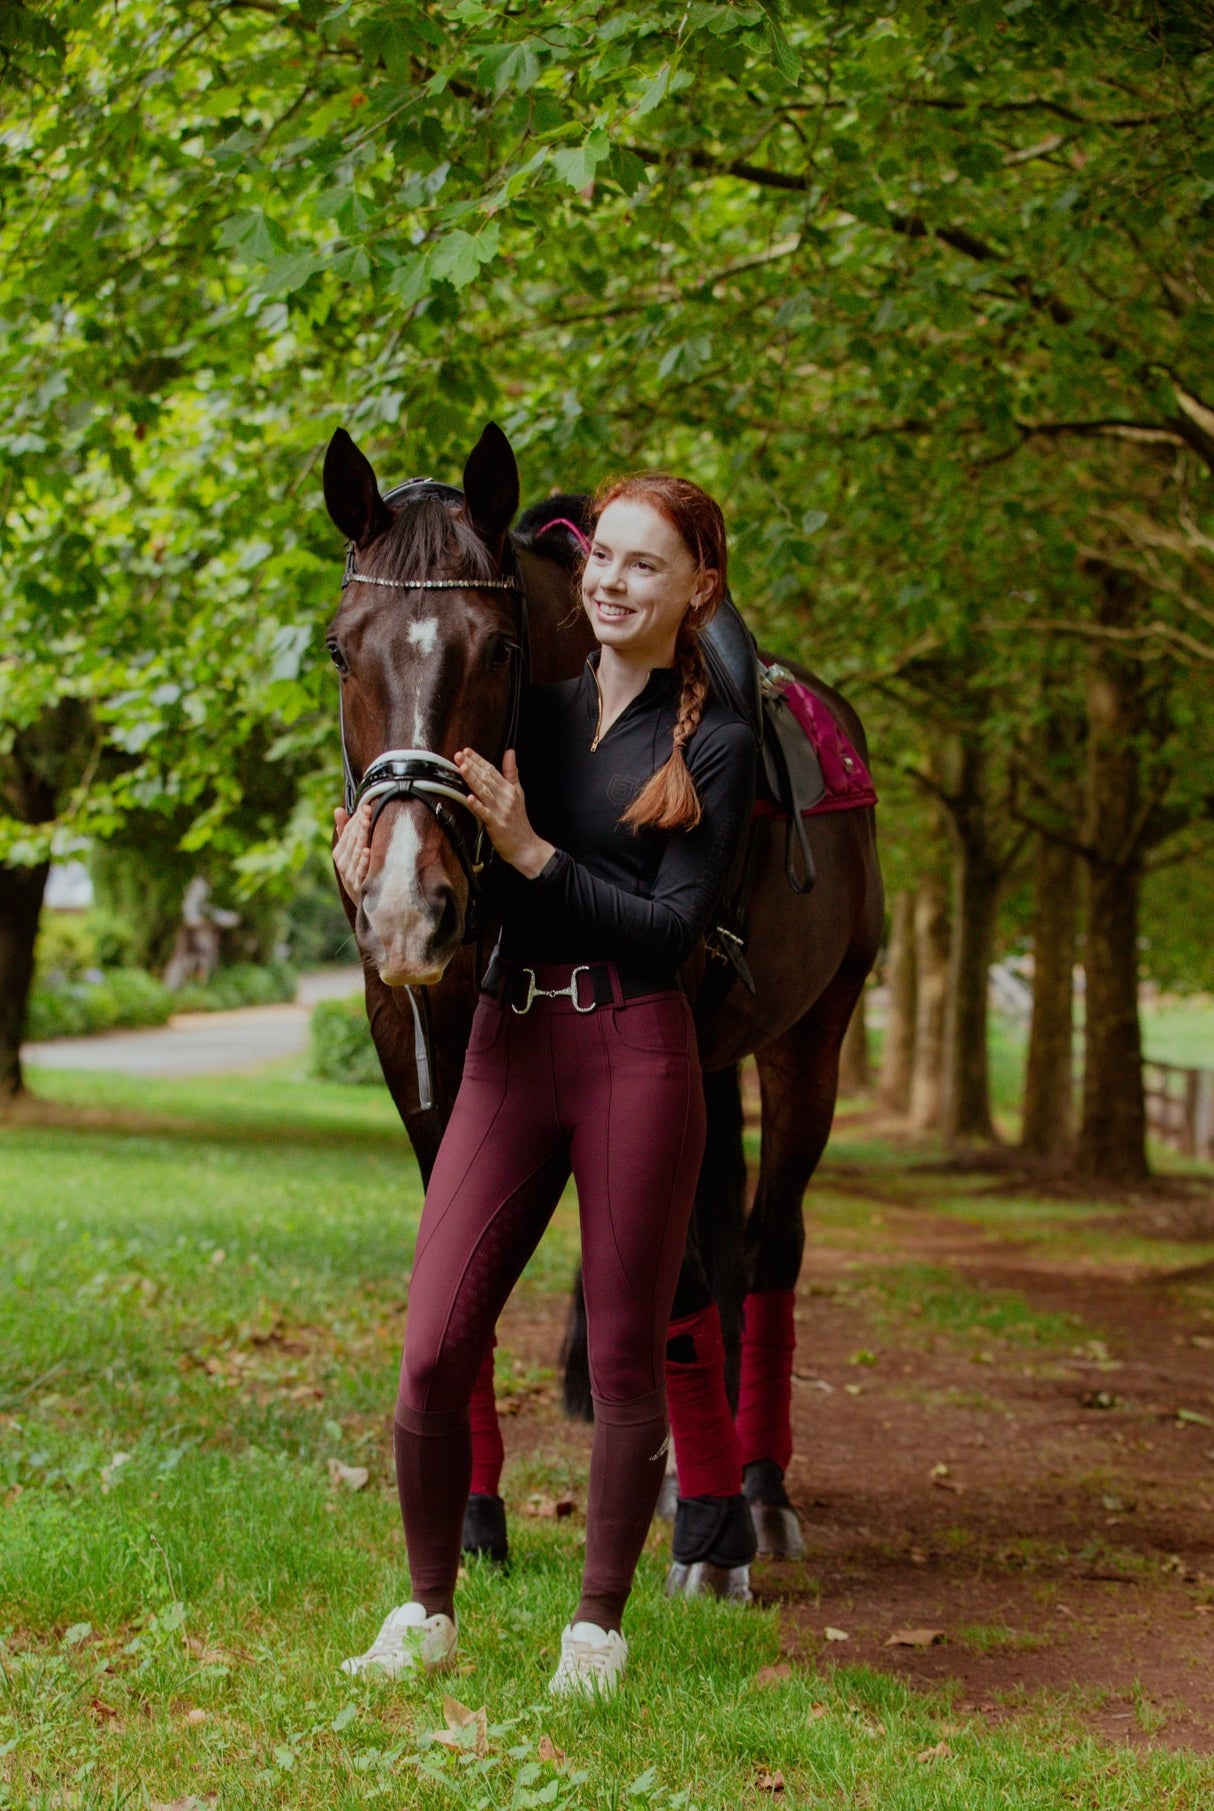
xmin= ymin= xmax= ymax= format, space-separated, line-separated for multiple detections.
xmin=481 ymin=955 xmax=676 ymax=1015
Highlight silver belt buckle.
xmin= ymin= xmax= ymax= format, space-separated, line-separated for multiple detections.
xmin=511 ymin=968 xmax=539 ymax=1015
xmin=510 ymin=964 xmax=596 ymax=1015
xmin=568 ymin=965 xmax=595 ymax=1012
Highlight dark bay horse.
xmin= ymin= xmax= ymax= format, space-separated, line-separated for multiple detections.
xmin=324 ymin=422 xmax=883 ymax=1597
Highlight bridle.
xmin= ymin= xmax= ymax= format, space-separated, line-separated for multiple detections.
xmin=336 ymin=476 xmax=531 ymax=918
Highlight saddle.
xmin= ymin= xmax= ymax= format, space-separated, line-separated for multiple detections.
xmin=700 ymin=596 xmax=821 ymax=892
xmin=698 ymin=596 xmax=877 ymax=995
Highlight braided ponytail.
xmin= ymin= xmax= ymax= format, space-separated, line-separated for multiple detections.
xmin=621 ymin=620 xmax=712 ymax=831
xmin=588 ymin=471 xmax=727 ymax=835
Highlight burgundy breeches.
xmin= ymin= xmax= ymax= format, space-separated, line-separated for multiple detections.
xmin=394 ymin=967 xmax=706 ymax=1630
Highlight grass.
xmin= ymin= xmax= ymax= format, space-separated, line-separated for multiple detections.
xmin=3 ymin=1064 xmax=1214 ymax=1808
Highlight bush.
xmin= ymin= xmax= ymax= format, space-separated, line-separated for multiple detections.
xmin=173 ymin=962 xmax=298 ymax=1014
xmin=33 ymin=912 xmax=99 ymax=983
xmin=310 ymin=995 xmax=382 ymax=1086
xmin=27 ymin=968 xmax=173 ymax=1041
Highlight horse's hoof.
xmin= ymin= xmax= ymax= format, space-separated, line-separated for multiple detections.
xmin=742 ymin=1459 xmax=806 ymax=1560
xmin=654 ymin=1474 xmax=679 ymax=1522
xmin=749 ymin=1504 xmax=806 ymax=1560
xmin=670 ymin=1493 xmax=757 ymax=1595
xmin=665 ymin=1559 xmax=752 ymax=1603
xmin=461 ymin=1492 xmax=508 ymax=1565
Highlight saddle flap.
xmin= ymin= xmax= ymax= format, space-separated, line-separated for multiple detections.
xmin=700 ymin=597 xmax=764 ymax=743
xmin=760 ymin=693 xmax=826 ymax=816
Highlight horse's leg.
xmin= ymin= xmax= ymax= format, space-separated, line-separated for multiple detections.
xmin=663 ymin=1065 xmax=757 ymax=1602
xmin=740 ymin=966 xmax=867 ymax=1557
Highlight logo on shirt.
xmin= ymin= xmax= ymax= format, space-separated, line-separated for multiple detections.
xmin=606 ymin=773 xmax=639 ymax=806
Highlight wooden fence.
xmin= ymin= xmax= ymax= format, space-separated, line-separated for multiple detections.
xmin=1144 ymin=1060 xmax=1214 ymax=1161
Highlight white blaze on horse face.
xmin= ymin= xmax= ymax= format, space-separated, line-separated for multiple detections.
xmin=361 ymin=809 xmax=446 ymax=986
xmin=407 ymin=616 xmax=439 ymax=749
xmin=408 ymin=616 xmax=439 ymax=656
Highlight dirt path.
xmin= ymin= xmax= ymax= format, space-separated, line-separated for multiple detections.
xmin=491 ymin=1130 xmax=1214 ymax=1752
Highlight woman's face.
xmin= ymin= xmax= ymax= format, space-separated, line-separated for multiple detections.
xmin=581 ymin=497 xmax=716 ymax=667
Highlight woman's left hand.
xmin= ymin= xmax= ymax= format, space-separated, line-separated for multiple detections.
xmin=455 ymin=748 xmax=555 ymax=880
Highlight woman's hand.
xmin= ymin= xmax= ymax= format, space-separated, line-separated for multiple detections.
xmin=332 ymin=800 xmax=373 ymax=904
xmin=455 ymin=748 xmax=555 ymax=879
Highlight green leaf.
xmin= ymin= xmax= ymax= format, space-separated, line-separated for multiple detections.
xmin=257 ymin=252 xmax=324 ymax=297
xmin=429 ymin=224 xmax=500 ymax=288
xmin=218 ymin=209 xmax=289 ymax=263
xmin=477 ymin=42 xmax=542 ymax=96
xmin=551 ymin=126 xmax=612 ymax=191
xmin=633 ymin=63 xmax=671 ymax=118
xmin=764 ymin=17 xmax=801 ymax=82
xmin=608 ymin=144 xmax=647 ymax=196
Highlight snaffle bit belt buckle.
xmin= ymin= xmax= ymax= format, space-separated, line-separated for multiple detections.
xmin=511 ymin=965 xmax=596 ymax=1015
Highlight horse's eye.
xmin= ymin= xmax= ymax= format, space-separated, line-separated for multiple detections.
xmin=486 ymin=637 xmax=514 ymax=673
xmin=327 ymin=639 xmax=348 ymax=674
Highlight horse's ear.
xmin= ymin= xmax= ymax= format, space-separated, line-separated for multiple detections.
xmin=462 ymin=421 xmax=519 ymax=556
xmin=323 ymin=428 xmax=392 ymax=548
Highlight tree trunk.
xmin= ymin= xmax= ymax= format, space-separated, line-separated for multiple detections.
xmin=839 ymin=988 xmax=870 ymax=1096
xmin=0 ymin=859 xmax=50 ymax=1101
xmin=909 ymin=870 xmax=949 ymax=1132
xmin=1075 ymin=566 xmax=1149 ymax=1185
xmin=1021 ymin=834 xmax=1079 ymax=1163
xmin=940 ymin=739 xmax=1002 ymax=1144
xmin=878 ymin=889 xmax=916 ymax=1113
xmin=1078 ymin=860 xmax=1147 ymax=1182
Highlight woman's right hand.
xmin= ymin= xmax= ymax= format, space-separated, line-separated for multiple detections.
xmin=333 ymin=800 xmax=373 ymax=904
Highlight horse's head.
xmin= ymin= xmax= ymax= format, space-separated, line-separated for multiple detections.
xmin=323 ymin=422 xmax=523 ymax=987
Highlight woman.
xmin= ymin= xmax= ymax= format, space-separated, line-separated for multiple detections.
xmin=334 ymin=474 xmax=756 ymax=1696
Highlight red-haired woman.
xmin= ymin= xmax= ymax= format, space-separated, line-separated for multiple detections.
xmin=338 ymin=476 xmax=756 ymax=1696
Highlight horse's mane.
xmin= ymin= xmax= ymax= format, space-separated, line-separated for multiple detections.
xmin=372 ymin=493 xmax=497 ymax=584
xmin=513 ymin=492 xmax=592 ymax=570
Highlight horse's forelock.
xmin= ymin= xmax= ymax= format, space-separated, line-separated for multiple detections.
xmin=368 ymin=493 xmax=497 ymax=587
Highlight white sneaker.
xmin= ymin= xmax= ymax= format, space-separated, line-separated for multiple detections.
xmin=548 ymin=1621 xmax=628 ymax=1699
xmin=340 ymin=1602 xmax=457 ymax=1679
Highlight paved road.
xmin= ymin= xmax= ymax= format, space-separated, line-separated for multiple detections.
xmin=22 ymin=968 xmax=364 ymax=1078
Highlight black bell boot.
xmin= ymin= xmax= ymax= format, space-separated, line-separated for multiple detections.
xmin=665 ymin=1492 xmax=758 ymax=1602
xmin=742 ymin=1459 xmax=805 ymax=1559
xmin=461 ymin=1492 xmax=509 ymax=1565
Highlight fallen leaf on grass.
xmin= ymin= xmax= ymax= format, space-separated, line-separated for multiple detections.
xmin=824 ymin=1627 xmax=850 ymax=1642
xmin=523 ymin=1494 xmax=575 ymax=1519
xmin=100 ymin=1452 xmax=131 ymax=1493
xmin=89 ymin=1699 xmax=120 ymax=1721
xmin=429 ymin=1695 xmax=488 ymax=1758
xmin=185 ymin=1636 xmax=239 ymax=1667
xmin=756 ymin=1770 xmax=785 ymax=1792
xmin=809 ymin=1704 xmax=829 ymax=1720
xmin=916 ymin=1741 xmax=952 ymax=1763
xmin=886 ymin=1628 xmax=945 ymax=1648
xmin=184 ymin=1708 xmax=207 ymax=1725
xmin=327 ymin=1459 xmax=369 ymax=1492
xmin=754 ymin=1664 xmax=793 ymax=1685
xmin=149 ymin=1799 xmax=216 ymax=1810
xmin=537 ymin=1735 xmax=566 ymax=1763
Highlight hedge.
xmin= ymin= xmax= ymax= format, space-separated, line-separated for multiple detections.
xmin=173 ymin=962 xmax=298 ymax=1013
xmin=310 ymin=995 xmax=382 ymax=1086
xmin=27 ymin=962 xmax=300 ymax=1042
xmin=27 ymin=968 xmax=174 ymax=1041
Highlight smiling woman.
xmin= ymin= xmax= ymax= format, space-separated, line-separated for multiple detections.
xmin=339 ymin=469 xmax=757 ymax=1699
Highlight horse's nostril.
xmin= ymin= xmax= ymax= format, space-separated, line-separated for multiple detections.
xmin=432 ymin=885 xmax=460 ymax=949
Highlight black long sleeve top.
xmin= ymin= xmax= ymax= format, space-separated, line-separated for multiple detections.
xmin=494 ymin=654 xmax=757 ymax=973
